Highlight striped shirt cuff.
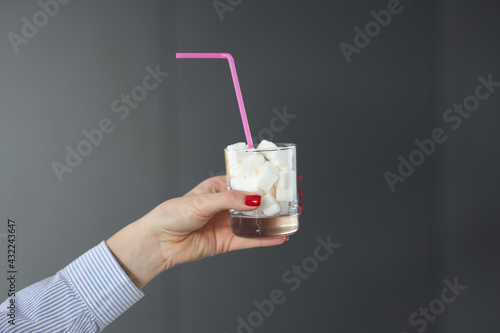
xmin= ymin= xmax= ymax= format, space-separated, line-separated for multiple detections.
xmin=62 ymin=241 xmax=144 ymax=330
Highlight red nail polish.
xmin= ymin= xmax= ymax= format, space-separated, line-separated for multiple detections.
xmin=298 ymin=173 xmax=302 ymax=182
xmin=299 ymin=203 xmax=304 ymax=214
xmin=285 ymin=235 xmax=289 ymax=243
xmin=298 ymin=189 xmax=303 ymax=199
xmin=245 ymin=195 xmax=261 ymax=207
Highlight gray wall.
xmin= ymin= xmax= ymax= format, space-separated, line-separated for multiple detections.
xmin=0 ymin=0 xmax=180 ymax=332
xmin=1 ymin=0 xmax=500 ymax=332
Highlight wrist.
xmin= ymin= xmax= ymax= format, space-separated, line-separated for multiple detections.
xmin=106 ymin=217 xmax=166 ymax=290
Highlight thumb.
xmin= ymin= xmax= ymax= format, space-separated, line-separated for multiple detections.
xmin=187 ymin=190 xmax=261 ymax=219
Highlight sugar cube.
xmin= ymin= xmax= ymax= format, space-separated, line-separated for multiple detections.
xmin=256 ymin=140 xmax=279 ymax=161
xmin=269 ymin=150 xmax=293 ymax=171
xmin=227 ymin=142 xmax=248 ymax=151
xmin=276 ymin=187 xmax=295 ymax=202
xmin=241 ymin=153 xmax=266 ymax=177
xmin=228 ymin=161 xmax=243 ymax=178
xmin=268 ymin=185 xmax=276 ymax=197
xmin=230 ymin=176 xmax=246 ymax=190
xmin=231 ymin=175 xmax=255 ymax=192
xmin=255 ymin=161 xmax=279 ymax=192
xmin=226 ymin=142 xmax=248 ymax=165
xmin=260 ymin=193 xmax=281 ymax=216
xmin=256 ymin=140 xmax=277 ymax=150
xmin=276 ymin=171 xmax=295 ymax=189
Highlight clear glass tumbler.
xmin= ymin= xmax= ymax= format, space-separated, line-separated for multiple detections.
xmin=225 ymin=143 xmax=299 ymax=238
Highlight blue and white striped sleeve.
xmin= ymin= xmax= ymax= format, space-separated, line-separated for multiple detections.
xmin=0 ymin=241 xmax=144 ymax=333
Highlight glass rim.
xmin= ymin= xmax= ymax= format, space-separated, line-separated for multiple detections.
xmin=225 ymin=143 xmax=296 ymax=152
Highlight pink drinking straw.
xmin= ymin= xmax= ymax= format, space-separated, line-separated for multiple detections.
xmin=176 ymin=53 xmax=254 ymax=148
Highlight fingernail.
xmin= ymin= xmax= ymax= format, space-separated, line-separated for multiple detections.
xmin=285 ymin=235 xmax=289 ymax=243
xmin=298 ymin=173 xmax=302 ymax=182
xmin=298 ymin=189 xmax=303 ymax=199
xmin=299 ymin=203 xmax=304 ymax=214
xmin=245 ymin=195 xmax=261 ymax=207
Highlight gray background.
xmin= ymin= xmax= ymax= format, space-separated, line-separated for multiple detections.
xmin=0 ymin=0 xmax=499 ymax=332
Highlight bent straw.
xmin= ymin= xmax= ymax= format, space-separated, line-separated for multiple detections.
xmin=176 ymin=53 xmax=254 ymax=148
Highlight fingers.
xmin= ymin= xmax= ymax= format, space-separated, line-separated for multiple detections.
xmin=298 ymin=173 xmax=303 ymax=215
xmin=228 ymin=235 xmax=288 ymax=252
xmin=186 ymin=190 xmax=261 ymax=219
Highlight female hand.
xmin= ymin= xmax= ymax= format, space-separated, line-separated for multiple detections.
xmin=106 ymin=176 xmax=289 ymax=289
